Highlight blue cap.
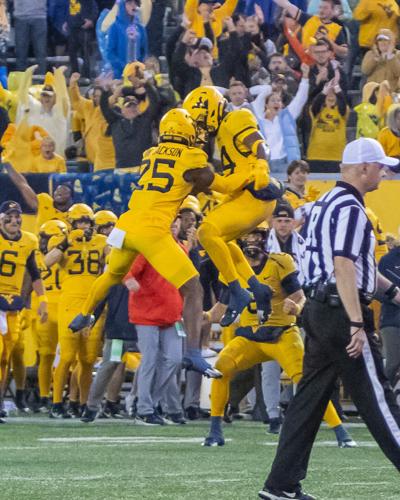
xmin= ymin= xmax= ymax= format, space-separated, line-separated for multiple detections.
xmin=0 ymin=201 xmax=22 ymax=214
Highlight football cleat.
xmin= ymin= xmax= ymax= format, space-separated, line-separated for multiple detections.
xmin=258 ymin=486 xmax=316 ymax=500
xmin=99 ymin=400 xmax=124 ymax=419
xmin=66 ymin=401 xmax=81 ymax=418
xmin=333 ymin=424 xmax=357 ymax=448
xmin=49 ymin=403 xmax=71 ymax=419
xmin=165 ymin=413 xmax=186 ymax=425
xmin=0 ymin=417 xmax=6 ymax=424
xmin=268 ymin=418 xmax=281 ymax=435
xmin=182 ymin=349 xmax=222 ymax=378
xmin=338 ymin=438 xmax=357 ymax=448
xmin=80 ymin=407 xmax=97 ymax=423
xmin=202 ymin=432 xmax=225 ymax=447
xmin=69 ymin=313 xmax=95 ymax=333
xmin=38 ymin=397 xmax=50 ymax=413
xmin=220 ymin=288 xmax=252 ymax=327
xmin=15 ymin=389 xmax=30 ymax=414
xmin=135 ymin=413 xmax=165 ymax=426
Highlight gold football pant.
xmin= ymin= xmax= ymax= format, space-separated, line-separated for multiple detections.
xmin=210 ymin=327 xmax=341 ymax=428
xmin=198 ymin=190 xmax=276 ymax=284
xmin=53 ymin=295 xmax=102 ymax=405
xmin=35 ymin=302 xmax=59 ymax=398
xmin=82 ymin=220 xmax=198 ymax=316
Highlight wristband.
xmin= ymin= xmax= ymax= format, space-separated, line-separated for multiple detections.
xmin=349 ymin=321 xmax=364 ymax=328
xmin=385 ymin=284 xmax=399 ymax=301
xmin=294 ymin=303 xmax=303 ymax=315
xmin=37 ymin=294 xmax=48 ymax=304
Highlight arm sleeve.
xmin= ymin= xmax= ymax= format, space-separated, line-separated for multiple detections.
xmin=26 ymin=250 xmax=42 ymax=282
xmin=217 ymin=0 xmax=238 ymax=19
xmin=130 ymin=254 xmax=146 ymax=281
xmin=184 ymin=0 xmax=198 ymax=24
xmin=251 ymin=85 xmax=272 ymax=120
xmin=333 ymin=205 xmax=370 ymax=261
xmin=336 ymin=91 xmax=347 ymax=116
xmin=144 ymin=82 xmax=160 ymax=119
xmin=281 ymin=271 xmax=302 ymax=295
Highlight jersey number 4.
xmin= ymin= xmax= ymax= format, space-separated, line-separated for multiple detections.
xmin=0 ymin=250 xmax=18 ymax=277
xmin=140 ymin=159 xmax=175 ymax=193
xmin=220 ymin=146 xmax=235 ymax=176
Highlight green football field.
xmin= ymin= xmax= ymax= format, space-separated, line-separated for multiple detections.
xmin=0 ymin=417 xmax=399 ymax=500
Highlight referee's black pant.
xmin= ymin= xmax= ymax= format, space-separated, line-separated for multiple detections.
xmin=265 ymin=298 xmax=400 ymax=492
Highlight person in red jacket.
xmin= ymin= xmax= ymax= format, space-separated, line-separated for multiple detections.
xmin=125 ymin=218 xmax=185 ymax=425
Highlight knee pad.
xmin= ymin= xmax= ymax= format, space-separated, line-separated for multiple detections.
xmin=215 ymin=353 xmax=237 ymax=379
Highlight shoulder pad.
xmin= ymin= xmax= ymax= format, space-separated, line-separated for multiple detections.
xmin=226 ymin=108 xmax=258 ymax=128
xmin=21 ymin=230 xmax=39 ymax=247
xmin=269 ymin=252 xmax=295 ymax=268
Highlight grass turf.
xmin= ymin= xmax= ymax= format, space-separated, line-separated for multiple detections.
xmin=0 ymin=418 xmax=399 ymax=499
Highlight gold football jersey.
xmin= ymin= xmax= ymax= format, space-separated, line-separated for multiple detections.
xmin=36 ymin=193 xmax=70 ymax=233
xmin=126 ymin=142 xmax=208 ymax=227
xmin=0 ymin=230 xmax=39 ymax=296
xmin=59 ymin=234 xmax=107 ymax=296
xmin=216 ymin=108 xmax=259 ymax=180
xmin=239 ymin=253 xmax=299 ymax=328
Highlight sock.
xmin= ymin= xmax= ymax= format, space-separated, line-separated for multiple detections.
xmin=210 ymin=416 xmax=222 ymax=436
xmin=333 ymin=424 xmax=350 ymax=442
xmin=228 ymin=280 xmax=242 ymax=296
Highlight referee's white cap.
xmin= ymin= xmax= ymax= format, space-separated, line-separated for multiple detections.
xmin=342 ymin=138 xmax=399 ymax=168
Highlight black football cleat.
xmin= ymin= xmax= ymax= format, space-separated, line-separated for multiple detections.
xmin=258 ymin=486 xmax=316 ymax=500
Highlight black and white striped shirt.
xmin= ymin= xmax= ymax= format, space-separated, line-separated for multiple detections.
xmin=303 ymin=181 xmax=376 ymax=294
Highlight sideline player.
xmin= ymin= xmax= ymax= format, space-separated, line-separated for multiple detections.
xmin=34 ymin=220 xmax=68 ymax=412
xmin=0 ymin=201 xmax=48 ymax=422
xmin=203 ymin=229 xmax=355 ymax=448
xmin=69 ymin=109 xmax=226 ymax=377
xmin=45 ymin=204 xmax=108 ymax=418
xmin=183 ymin=76 xmax=304 ymax=324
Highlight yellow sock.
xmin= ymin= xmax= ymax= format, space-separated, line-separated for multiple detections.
xmin=52 ymin=359 xmax=71 ymax=404
xmin=38 ymin=354 xmax=55 ymax=397
xmin=211 ymin=354 xmax=237 ymax=416
xmin=227 ymin=242 xmax=255 ymax=283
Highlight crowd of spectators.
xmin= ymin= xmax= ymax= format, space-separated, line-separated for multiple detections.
xmin=0 ymin=0 xmax=399 ymax=176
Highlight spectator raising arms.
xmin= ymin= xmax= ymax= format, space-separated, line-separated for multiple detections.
xmin=273 ymin=0 xmax=348 ymax=59
xmin=107 ymin=0 xmax=148 ymax=79
xmin=184 ymin=0 xmax=238 ymax=57
xmin=69 ymin=72 xmax=116 ymax=170
xmin=354 ymin=0 xmax=400 ymax=52
xmin=98 ymin=71 xmax=159 ymax=169
xmin=307 ymin=74 xmax=348 ymax=167
xmin=361 ymin=29 xmax=400 ymax=92
xmin=254 ymin=62 xmax=309 ymax=173
xmin=16 ymin=65 xmax=70 ymax=157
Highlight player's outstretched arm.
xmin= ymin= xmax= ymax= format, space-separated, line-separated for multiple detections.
xmin=3 ymin=162 xmax=38 ymax=211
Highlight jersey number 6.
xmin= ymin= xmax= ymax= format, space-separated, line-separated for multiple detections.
xmin=0 ymin=250 xmax=18 ymax=277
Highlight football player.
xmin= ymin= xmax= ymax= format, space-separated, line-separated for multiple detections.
xmin=203 ymin=229 xmax=356 ymax=448
xmin=183 ymin=86 xmax=285 ymax=326
xmin=94 ymin=210 xmax=118 ymax=237
xmin=68 ymin=109 xmax=230 ymax=378
xmin=34 ymin=220 xmax=68 ymax=412
xmin=45 ymin=204 xmax=108 ymax=418
xmin=0 ymin=201 xmax=48 ymax=422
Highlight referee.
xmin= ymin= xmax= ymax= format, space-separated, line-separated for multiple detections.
xmin=259 ymin=138 xmax=400 ymax=500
